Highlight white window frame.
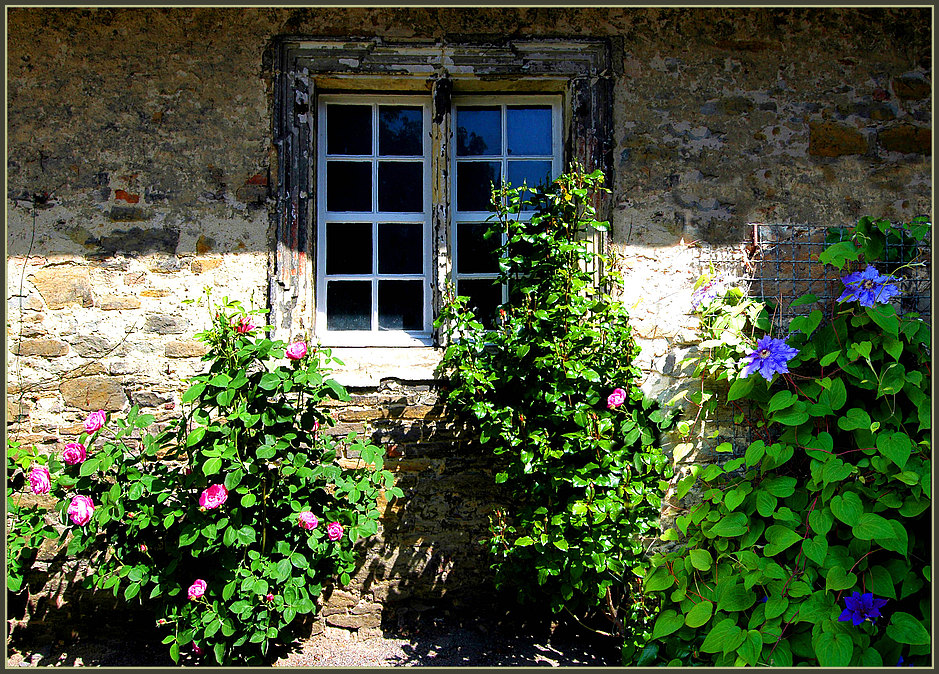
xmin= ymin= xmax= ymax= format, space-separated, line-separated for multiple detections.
xmin=451 ymin=95 xmax=564 ymax=320
xmin=315 ymin=94 xmax=433 ymax=347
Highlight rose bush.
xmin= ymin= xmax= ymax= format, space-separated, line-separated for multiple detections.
xmin=5 ymin=294 xmax=402 ymax=665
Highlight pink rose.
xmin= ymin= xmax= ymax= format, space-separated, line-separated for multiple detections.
xmin=312 ymin=420 xmax=320 ymax=433
xmin=298 ymin=511 xmax=318 ymax=530
xmin=62 ymin=442 xmax=87 ymax=465
xmin=606 ymin=388 xmax=627 ymax=410
xmin=198 ymin=484 xmax=228 ymax=510
xmin=187 ymin=579 xmax=207 ymax=600
xmin=67 ymin=495 xmax=95 ymax=526
xmin=83 ymin=410 xmax=107 ymax=434
xmin=285 ymin=341 xmax=307 ymax=360
xmin=265 ymin=593 xmax=274 ymax=603
xmin=235 ymin=316 xmax=255 ymax=334
xmin=191 ymin=643 xmax=203 ymax=656
xmin=327 ymin=521 xmax=344 ymax=542
xmin=28 ymin=464 xmax=51 ymax=494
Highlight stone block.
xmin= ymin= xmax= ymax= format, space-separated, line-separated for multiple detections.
xmin=878 ymin=124 xmax=931 ymax=155
xmin=71 ymin=335 xmax=115 ymax=358
xmin=59 ymin=376 xmax=127 ymax=411
xmin=324 ymin=612 xmax=381 ymax=630
xmin=191 ymin=258 xmax=222 ymax=274
xmin=144 ymin=313 xmax=189 ymax=334
xmin=13 ymin=339 xmax=69 ymax=357
xmin=140 ymin=289 xmax=171 ymax=297
xmin=30 ymin=266 xmax=94 ymax=309
xmin=98 ymin=294 xmax=141 ymax=310
xmin=165 ymin=339 xmax=208 ymax=358
xmin=808 ymin=121 xmax=867 ymax=157
xmin=892 ymin=76 xmax=930 ymax=100
xmin=131 ymin=389 xmax=173 ymax=407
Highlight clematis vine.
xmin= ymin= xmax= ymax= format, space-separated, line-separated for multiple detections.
xmin=742 ymin=335 xmax=799 ymax=381
xmin=836 ymin=264 xmax=900 ymax=308
xmin=838 ymin=591 xmax=887 ymax=626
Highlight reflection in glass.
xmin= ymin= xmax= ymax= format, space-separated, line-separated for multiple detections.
xmin=456 ymin=107 xmax=501 ymax=156
xmin=378 ymin=223 xmax=423 ymax=274
xmin=457 ymin=161 xmax=501 ymax=211
xmin=378 ymin=162 xmax=423 ymax=212
xmin=379 ymin=106 xmax=423 ymax=156
xmin=326 ymin=223 xmax=372 ymax=275
xmin=508 ymin=161 xmax=553 ymax=211
xmin=327 ymin=105 xmax=372 ymax=155
xmin=378 ymin=281 xmax=423 ymax=331
xmin=327 ymin=162 xmax=372 ymax=212
xmin=458 ymin=279 xmax=502 ymax=330
xmin=327 ymin=281 xmax=371 ymax=330
xmin=507 ymin=106 xmax=552 ymax=156
xmin=457 ymin=223 xmax=500 ymax=274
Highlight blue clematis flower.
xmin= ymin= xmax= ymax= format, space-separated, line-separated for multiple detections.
xmin=838 ymin=591 xmax=887 ymax=626
xmin=742 ymin=335 xmax=799 ymax=381
xmin=836 ymin=265 xmax=900 ymax=308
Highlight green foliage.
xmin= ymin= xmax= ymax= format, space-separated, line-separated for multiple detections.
xmin=644 ymin=216 xmax=931 ymax=666
xmin=436 ymin=165 xmax=674 ymax=658
xmin=6 ymin=294 xmax=401 ymax=665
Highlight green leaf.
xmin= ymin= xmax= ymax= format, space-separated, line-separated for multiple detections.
xmin=821 ymin=458 xmax=853 ymax=484
xmin=203 ymin=457 xmax=222 ymax=476
xmin=514 ymin=536 xmax=534 ymax=547
xmin=802 ymin=535 xmax=828 ymax=566
xmin=877 ymin=432 xmax=912 ymax=470
xmin=868 ymin=565 xmax=896 ymax=600
xmin=852 ymin=513 xmax=896 ymax=541
xmin=710 ymin=512 xmax=748 ymax=537
xmin=818 ymin=240 xmax=859 ymax=269
xmin=552 ymin=539 xmax=569 ymax=551
xmin=744 ymin=440 xmax=766 ymax=467
xmin=865 ymin=304 xmax=899 ymax=337
xmin=809 ymin=507 xmax=833 ymax=535
xmin=644 ymin=567 xmax=674 ymax=592
xmin=700 ymin=618 xmax=744 ymax=654
xmin=690 ymin=548 xmax=713 ymax=571
xmin=830 ymin=491 xmax=863 ymax=526
xmin=838 ymin=408 xmax=871 ymax=431
xmin=764 ymin=595 xmax=788 ymax=620
xmin=258 ymin=372 xmax=281 ymax=390
xmin=886 ymin=612 xmax=930 ymax=645
xmin=825 ymin=565 xmax=857 ymax=592
xmin=813 ymin=631 xmax=853 ymax=667
xmin=762 ymin=476 xmax=796 ymax=498
xmin=79 ymin=457 xmax=101 ymax=477
xmin=756 ymin=490 xmax=777 ymax=517
xmin=652 ymin=610 xmax=684 ymax=639
xmin=763 ymin=525 xmax=802 ymax=556
xmin=685 ymin=600 xmax=714 ymax=628
xmin=727 ymin=377 xmax=754 ymax=402
xmin=768 ymin=390 xmax=795 ymax=414
xmin=738 ymin=629 xmax=763 ymax=667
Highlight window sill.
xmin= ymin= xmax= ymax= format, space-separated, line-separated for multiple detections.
xmin=326 ymin=346 xmax=444 ymax=387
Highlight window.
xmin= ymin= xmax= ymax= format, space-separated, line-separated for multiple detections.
xmin=452 ymin=98 xmax=562 ymax=329
xmin=270 ymin=39 xmax=612 ymax=352
xmin=316 ymin=97 xmax=432 ymax=345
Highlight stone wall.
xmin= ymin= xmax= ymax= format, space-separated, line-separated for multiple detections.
xmin=6 ymin=7 xmax=931 ymax=635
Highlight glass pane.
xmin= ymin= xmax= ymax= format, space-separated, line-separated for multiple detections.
xmin=458 ymin=279 xmax=502 ymax=330
xmin=456 ymin=106 xmax=501 ymax=156
xmin=326 ymin=223 xmax=372 ymax=275
xmin=378 ymin=280 xmax=423 ymax=331
xmin=378 ymin=162 xmax=423 ymax=212
xmin=508 ymin=160 xmax=553 ymax=211
xmin=457 ymin=223 xmax=499 ymax=274
xmin=456 ymin=161 xmax=501 ymax=212
xmin=327 ymin=281 xmax=371 ymax=331
xmin=378 ymin=223 xmax=423 ymax=274
xmin=379 ymin=106 xmax=423 ymax=156
xmin=327 ymin=105 xmax=372 ymax=155
xmin=327 ymin=162 xmax=371 ymax=212
xmin=507 ymin=106 xmax=552 ymax=156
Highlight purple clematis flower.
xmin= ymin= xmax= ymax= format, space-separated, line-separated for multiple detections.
xmin=691 ymin=276 xmax=725 ymax=310
xmin=836 ymin=265 xmax=900 ymax=308
xmin=838 ymin=591 xmax=887 ymax=626
xmin=742 ymin=336 xmax=799 ymax=381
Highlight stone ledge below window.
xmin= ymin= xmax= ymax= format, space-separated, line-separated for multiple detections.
xmin=328 ymin=347 xmax=444 ymax=387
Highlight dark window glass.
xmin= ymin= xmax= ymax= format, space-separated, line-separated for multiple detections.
xmin=456 ymin=161 xmax=501 ymax=212
xmin=378 ymin=162 xmax=423 ymax=212
xmin=327 ymin=162 xmax=372 ymax=212
xmin=457 ymin=279 xmax=502 ymax=330
xmin=326 ymin=281 xmax=372 ymax=330
xmin=378 ymin=281 xmax=423 ymax=331
xmin=327 ymin=105 xmax=372 ymax=155
xmin=326 ymin=223 xmax=372 ymax=275
xmin=507 ymin=106 xmax=552 ymax=156
xmin=507 ymin=160 xmax=553 ymax=211
xmin=378 ymin=223 xmax=423 ymax=274
xmin=457 ymin=223 xmax=500 ymax=274
xmin=379 ymin=106 xmax=423 ymax=156
xmin=456 ymin=107 xmax=501 ymax=156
